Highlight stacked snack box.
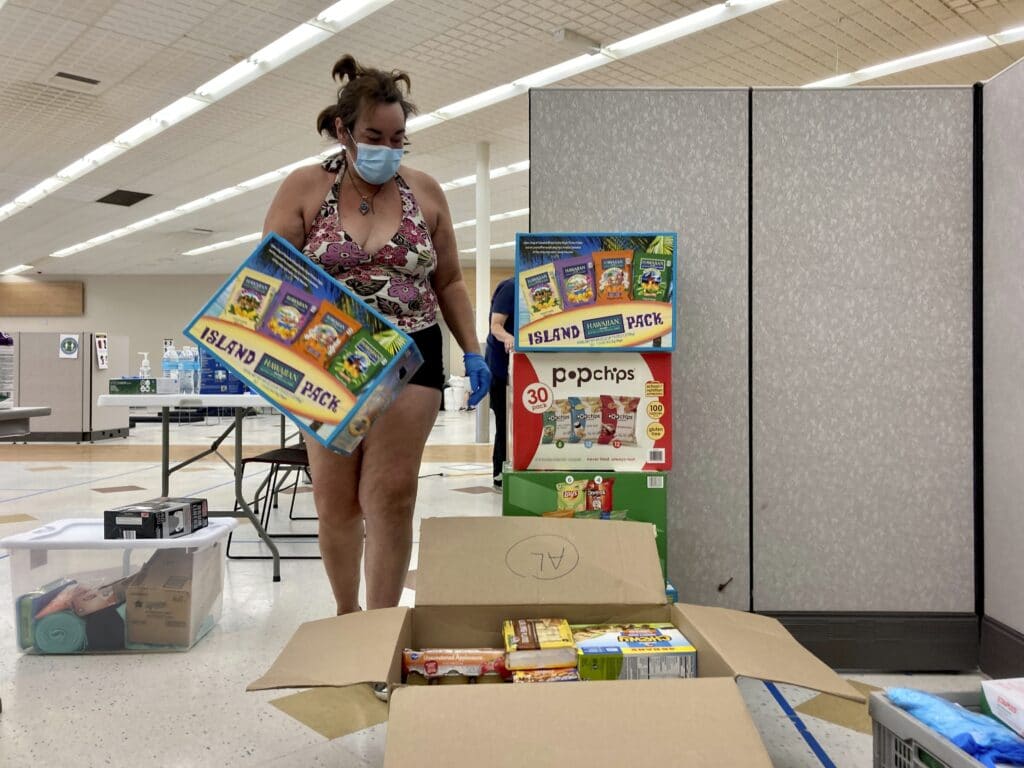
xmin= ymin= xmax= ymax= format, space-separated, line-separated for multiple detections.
xmin=185 ymin=234 xmax=422 ymax=455
xmin=505 ymin=231 xmax=677 ymax=599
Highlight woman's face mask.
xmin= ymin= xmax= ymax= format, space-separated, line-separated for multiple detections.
xmin=349 ymin=129 xmax=403 ymax=185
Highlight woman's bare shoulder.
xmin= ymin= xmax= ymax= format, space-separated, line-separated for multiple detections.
xmin=399 ymin=165 xmax=442 ymax=195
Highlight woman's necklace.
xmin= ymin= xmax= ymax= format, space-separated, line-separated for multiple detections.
xmin=345 ymin=161 xmax=382 ymax=215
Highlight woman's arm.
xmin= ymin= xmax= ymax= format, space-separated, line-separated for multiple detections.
xmin=262 ymin=167 xmax=319 ymax=247
xmin=424 ymin=177 xmax=482 ymax=356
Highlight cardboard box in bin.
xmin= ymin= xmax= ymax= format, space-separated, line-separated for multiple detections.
xmin=126 ymin=546 xmax=221 ymax=647
xmin=248 ymin=517 xmax=865 ymax=767
xmin=184 ymin=233 xmax=423 ymax=454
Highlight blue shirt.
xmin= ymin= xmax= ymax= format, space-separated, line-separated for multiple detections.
xmin=485 ymin=278 xmax=515 ymax=381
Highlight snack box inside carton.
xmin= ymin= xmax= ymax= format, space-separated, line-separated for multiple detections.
xmin=514 ymin=232 xmax=677 ymax=352
xmin=184 ymin=233 xmax=423 ymax=455
xmin=249 ymin=517 xmax=864 ymax=767
xmin=511 ymin=352 xmax=672 ymax=471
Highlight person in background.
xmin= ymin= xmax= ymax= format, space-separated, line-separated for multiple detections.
xmin=485 ymin=277 xmax=515 ymax=489
xmin=262 ymin=54 xmax=490 ymax=617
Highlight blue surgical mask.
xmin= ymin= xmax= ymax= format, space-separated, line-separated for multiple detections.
xmin=350 ymin=134 xmax=403 ymax=185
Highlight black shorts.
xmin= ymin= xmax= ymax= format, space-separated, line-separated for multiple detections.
xmin=407 ymin=324 xmax=445 ymax=391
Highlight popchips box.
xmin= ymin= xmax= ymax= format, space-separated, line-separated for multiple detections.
xmin=185 ymin=233 xmax=423 ymax=455
xmin=512 ymin=352 xmax=672 ymax=471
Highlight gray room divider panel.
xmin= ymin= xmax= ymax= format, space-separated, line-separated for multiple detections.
xmin=982 ymin=59 xmax=1024 ymax=676
xmin=752 ymin=88 xmax=975 ymax=614
xmin=530 ymin=88 xmax=750 ymax=609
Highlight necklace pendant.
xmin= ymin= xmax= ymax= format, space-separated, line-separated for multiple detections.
xmin=359 ymin=198 xmax=370 ymax=215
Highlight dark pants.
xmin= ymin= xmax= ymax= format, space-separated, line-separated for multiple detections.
xmin=490 ymin=377 xmax=508 ymax=480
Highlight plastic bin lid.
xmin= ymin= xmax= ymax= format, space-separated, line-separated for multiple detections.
xmin=0 ymin=517 xmax=236 ymax=550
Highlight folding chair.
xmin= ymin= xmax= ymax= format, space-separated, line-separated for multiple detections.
xmin=226 ymin=444 xmax=320 ymax=560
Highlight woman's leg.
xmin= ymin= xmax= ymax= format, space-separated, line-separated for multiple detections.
xmin=306 ymin=440 xmax=363 ymax=615
xmin=357 ymin=384 xmax=441 ymax=609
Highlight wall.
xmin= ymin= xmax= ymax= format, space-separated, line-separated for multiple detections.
xmin=983 ymin=58 xmax=1024 ymax=663
xmin=752 ymin=88 xmax=975 ymax=613
xmin=1 ymin=274 xmax=229 ymax=376
xmin=530 ymin=88 xmax=751 ymax=610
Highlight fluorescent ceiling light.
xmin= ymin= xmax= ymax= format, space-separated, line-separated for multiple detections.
xmin=991 ymin=24 xmax=1024 ymax=46
xmin=46 ymin=0 xmax=782 ymax=256
xmin=251 ymin=24 xmax=334 ymax=66
xmin=459 ymin=240 xmax=516 ymax=255
xmin=512 ymin=54 xmax=610 ymax=88
xmin=453 ymin=208 xmax=530 ymax=229
xmin=2 ymin=264 xmax=34 ymax=275
xmin=0 ymin=1 xmax=395 ymax=225
xmin=183 ymin=232 xmax=263 ymax=256
xmin=803 ymin=24 xmax=1024 ymax=89
xmin=435 ymin=84 xmax=526 ymax=120
xmin=194 ymin=60 xmax=261 ymax=99
xmin=441 ymin=161 xmax=531 ymax=192
xmin=316 ymin=0 xmax=394 ymax=27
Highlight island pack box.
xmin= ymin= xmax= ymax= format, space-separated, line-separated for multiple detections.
xmin=514 ymin=232 xmax=677 ymax=352
xmin=501 ymin=469 xmax=667 ymax=576
xmin=511 ymin=352 xmax=672 ymax=471
xmin=248 ymin=516 xmax=865 ymax=767
xmin=184 ymin=233 xmax=422 ymax=454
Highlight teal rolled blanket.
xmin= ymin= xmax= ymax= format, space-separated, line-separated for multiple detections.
xmin=34 ymin=611 xmax=87 ymax=654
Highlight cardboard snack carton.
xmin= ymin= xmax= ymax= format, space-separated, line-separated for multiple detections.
xmin=185 ymin=233 xmax=423 ymax=455
xmin=248 ymin=517 xmax=865 ymax=767
xmin=515 ymin=232 xmax=677 ymax=352
xmin=512 ymin=353 xmax=672 ymax=471
xmin=502 ymin=470 xmax=668 ymax=575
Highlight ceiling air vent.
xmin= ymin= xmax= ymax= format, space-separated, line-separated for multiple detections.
xmin=54 ymin=71 xmax=101 ymax=86
xmin=96 ymin=190 xmax=152 ymax=207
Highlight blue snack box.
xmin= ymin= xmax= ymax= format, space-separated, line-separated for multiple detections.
xmin=184 ymin=233 xmax=423 ymax=454
xmin=514 ymin=232 xmax=678 ymax=352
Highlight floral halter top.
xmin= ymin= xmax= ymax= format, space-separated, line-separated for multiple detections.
xmin=302 ymin=154 xmax=439 ymax=333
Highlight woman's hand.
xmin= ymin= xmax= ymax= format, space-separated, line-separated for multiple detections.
xmin=463 ymin=352 xmax=491 ymax=406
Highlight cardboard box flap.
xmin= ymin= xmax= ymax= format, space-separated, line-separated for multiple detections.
xmin=673 ymin=603 xmax=866 ymax=703
xmin=248 ymin=607 xmax=410 ymax=691
xmin=416 ymin=516 xmax=666 ymax=607
xmin=384 ymin=677 xmax=772 ymax=767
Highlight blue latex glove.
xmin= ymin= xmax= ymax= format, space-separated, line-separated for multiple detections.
xmin=463 ymin=352 xmax=491 ymax=407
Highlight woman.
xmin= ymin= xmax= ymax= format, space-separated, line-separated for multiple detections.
xmin=262 ymin=55 xmax=489 ymax=615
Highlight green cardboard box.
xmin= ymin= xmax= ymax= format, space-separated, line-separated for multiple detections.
xmin=109 ymin=378 xmax=157 ymax=395
xmin=502 ymin=470 xmax=668 ymax=576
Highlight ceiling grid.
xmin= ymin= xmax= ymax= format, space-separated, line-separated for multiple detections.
xmin=0 ymin=0 xmax=1022 ymax=273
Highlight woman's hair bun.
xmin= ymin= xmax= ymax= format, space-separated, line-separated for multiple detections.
xmin=316 ymin=55 xmax=417 ymax=139
xmin=331 ymin=54 xmax=361 ymax=85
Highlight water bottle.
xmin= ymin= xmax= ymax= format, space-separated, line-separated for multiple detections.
xmin=162 ymin=339 xmax=180 ymax=393
xmin=179 ymin=347 xmax=194 ymax=394
xmin=190 ymin=346 xmax=201 ymax=394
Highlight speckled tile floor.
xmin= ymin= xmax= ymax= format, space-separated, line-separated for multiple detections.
xmin=0 ymin=410 xmax=983 ymax=767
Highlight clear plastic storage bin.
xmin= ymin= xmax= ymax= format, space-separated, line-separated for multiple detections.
xmin=1 ymin=518 xmax=235 ymax=654
xmin=870 ymin=690 xmax=987 ymax=768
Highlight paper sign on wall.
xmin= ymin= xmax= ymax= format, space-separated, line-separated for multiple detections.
xmin=58 ymin=333 xmax=80 ymax=359
xmin=95 ymin=333 xmax=109 ymax=370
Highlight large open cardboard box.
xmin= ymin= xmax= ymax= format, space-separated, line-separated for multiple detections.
xmin=249 ymin=517 xmax=864 ymax=766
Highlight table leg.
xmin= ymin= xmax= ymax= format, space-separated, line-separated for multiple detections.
xmin=233 ymin=408 xmax=281 ymax=581
xmin=161 ymin=407 xmax=170 ymax=497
